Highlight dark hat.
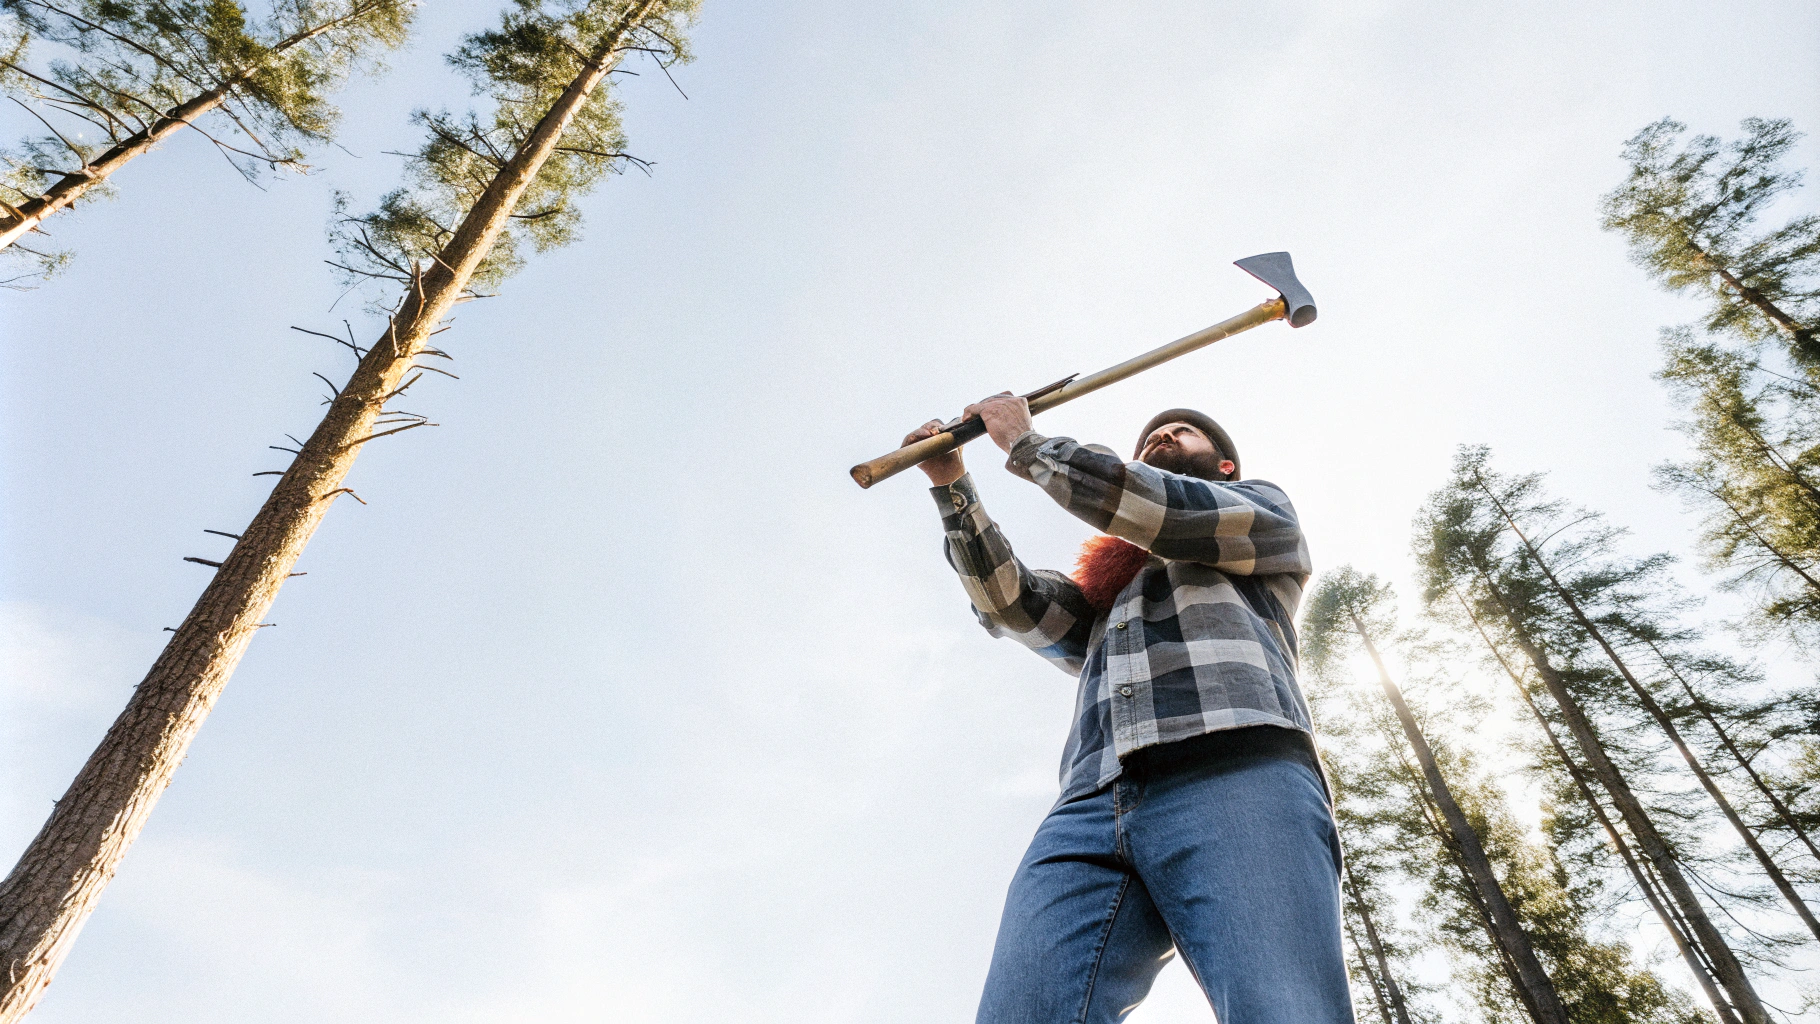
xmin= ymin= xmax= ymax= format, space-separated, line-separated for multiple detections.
xmin=1134 ymin=408 xmax=1240 ymax=481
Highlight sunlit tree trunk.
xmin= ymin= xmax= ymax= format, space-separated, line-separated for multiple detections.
xmin=0 ymin=89 xmax=228 ymax=249
xmin=1458 ymin=594 xmax=1742 ymax=1024
xmin=1473 ymin=570 xmax=1772 ymax=1024
xmin=1350 ymin=612 xmax=1569 ymax=1024
xmin=1342 ymin=864 xmax=1414 ymax=1024
xmin=0 ymin=0 xmax=402 ymax=255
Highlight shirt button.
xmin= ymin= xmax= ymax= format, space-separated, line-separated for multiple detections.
xmin=950 ymin=493 xmax=966 ymax=509
xmin=1119 ymin=686 xmax=1134 ymax=697
xmin=1115 ymin=621 xmax=1128 ymax=630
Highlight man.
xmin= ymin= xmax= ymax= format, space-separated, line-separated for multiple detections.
xmin=906 ymin=394 xmax=1352 ymax=1024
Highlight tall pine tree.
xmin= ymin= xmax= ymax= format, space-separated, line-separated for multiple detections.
xmin=0 ymin=1 xmax=697 ymax=1017
xmin=1604 ymin=118 xmax=1820 ymax=644
xmin=1307 ymin=567 xmax=1570 ymax=1024
xmin=1602 ymin=117 xmax=1818 ymax=365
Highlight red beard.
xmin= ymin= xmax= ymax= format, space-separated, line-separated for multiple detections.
xmin=1071 ymin=535 xmax=1151 ymax=613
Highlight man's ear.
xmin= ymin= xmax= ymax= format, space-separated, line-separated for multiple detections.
xmin=1218 ymin=459 xmax=1236 ymax=478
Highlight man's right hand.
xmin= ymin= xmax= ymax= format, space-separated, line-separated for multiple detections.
xmin=905 ymin=419 xmax=966 ymax=487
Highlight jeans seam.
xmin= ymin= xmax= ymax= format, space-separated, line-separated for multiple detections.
xmin=1073 ymin=874 xmax=1132 ymax=1024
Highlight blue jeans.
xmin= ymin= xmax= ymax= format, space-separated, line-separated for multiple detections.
xmin=977 ymin=727 xmax=1354 ymax=1024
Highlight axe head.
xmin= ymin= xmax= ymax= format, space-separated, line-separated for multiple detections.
xmin=1234 ymin=251 xmax=1317 ymax=328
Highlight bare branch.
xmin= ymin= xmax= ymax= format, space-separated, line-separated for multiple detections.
xmin=290 ymin=324 xmax=363 ymax=357
xmin=336 ymin=420 xmax=437 ymax=450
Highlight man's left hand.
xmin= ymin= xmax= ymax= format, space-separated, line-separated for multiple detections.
xmin=963 ymin=392 xmax=1034 ymax=454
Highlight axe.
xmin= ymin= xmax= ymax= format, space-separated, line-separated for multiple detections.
xmin=849 ymin=252 xmax=1317 ymax=489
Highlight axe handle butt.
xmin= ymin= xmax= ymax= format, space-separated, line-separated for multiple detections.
xmin=850 ymin=418 xmax=987 ymax=489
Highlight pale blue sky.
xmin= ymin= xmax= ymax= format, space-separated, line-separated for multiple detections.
xmin=4 ymin=1 xmax=1819 ymax=1020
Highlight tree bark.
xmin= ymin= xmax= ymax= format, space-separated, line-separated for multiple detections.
xmin=1472 ymin=572 xmax=1772 ymax=1024
xmin=1458 ymin=594 xmax=1742 ymax=1024
xmin=1342 ymin=862 xmax=1414 ymax=1024
xmin=1481 ymin=476 xmax=1820 ymax=943
xmin=1349 ymin=612 xmax=1569 ymax=1024
xmin=0 ymin=4 xmax=661 ymax=1019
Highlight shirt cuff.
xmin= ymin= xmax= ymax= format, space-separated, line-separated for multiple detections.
xmin=1005 ymin=430 xmax=1050 ymax=479
xmin=930 ymin=472 xmax=980 ymax=518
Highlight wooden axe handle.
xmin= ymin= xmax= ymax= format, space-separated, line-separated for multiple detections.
xmin=849 ymin=297 xmax=1286 ymax=489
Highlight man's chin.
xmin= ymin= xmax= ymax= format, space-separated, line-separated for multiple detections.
xmin=1142 ymin=447 xmax=1189 ymax=474
xmin=1142 ymin=447 xmax=1219 ymax=480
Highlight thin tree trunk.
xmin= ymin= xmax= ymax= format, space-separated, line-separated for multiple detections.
xmin=1696 ymin=483 xmax=1820 ymax=599
xmin=1349 ymin=612 xmax=1569 ymax=1024
xmin=1342 ymin=863 xmax=1415 ymax=1024
xmin=1480 ymin=475 xmax=1820 ymax=943
xmin=0 ymin=88 xmax=229 ymax=249
xmin=1459 ymin=593 xmax=1742 ymax=1024
xmin=1343 ymin=910 xmax=1398 ymax=1024
xmin=1644 ymin=639 xmax=1820 ymax=867
xmin=1471 ymin=571 xmax=1772 ymax=1024
xmin=1704 ymin=253 xmax=1820 ymax=364
xmin=1403 ymin=766 xmax=1547 ymax=1024
xmin=0 ymin=4 xmax=660 ymax=1018
xmin=0 ymin=0 xmax=397 ymax=252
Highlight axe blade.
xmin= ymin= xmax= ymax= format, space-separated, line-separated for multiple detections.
xmin=1234 ymin=251 xmax=1317 ymax=328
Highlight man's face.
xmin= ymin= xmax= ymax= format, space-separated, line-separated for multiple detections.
xmin=1139 ymin=422 xmax=1233 ymax=479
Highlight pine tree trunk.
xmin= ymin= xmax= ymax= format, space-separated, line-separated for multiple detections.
xmin=1647 ymin=640 xmax=1820 ymax=868
xmin=1700 ymin=252 xmax=1820 ymax=365
xmin=1342 ymin=912 xmax=1398 ymax=1024
xmin=1407 ymin=779 xmax=1547 ymax=1022
xmin=1342 ymin=863 xmax=1414 ymax=1024
xmin=1350 ymin=613 xmax=1569 ymax=1024
xmin=1482 ymin=479 xmax=1820 ymax=942
xmin=0 ymin=4 xmax=660 ymax=1018
xmin=1461 ymin=598 xmax=1742 ymax=1024
xmin=1474 ymin=574 xmax=1773 ymax=1024
xmin=1698 ymin=484 xmax=1820 ymax=601
xmin=0 ymin=88 xmax=229 ymax=251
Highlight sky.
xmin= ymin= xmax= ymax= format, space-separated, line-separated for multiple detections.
xmin=3 ymin=0 xmax=1820 ymax=1020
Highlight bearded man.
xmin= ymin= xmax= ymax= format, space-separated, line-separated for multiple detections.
xmin=906 ymin=394 xmax=1353 ymax=1024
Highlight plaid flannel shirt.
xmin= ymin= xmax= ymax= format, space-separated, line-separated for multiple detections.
xmin=933 ymin=430 xmax=1315 ymax=798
